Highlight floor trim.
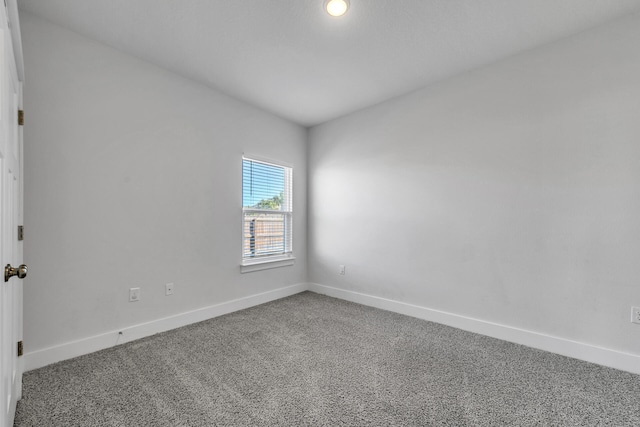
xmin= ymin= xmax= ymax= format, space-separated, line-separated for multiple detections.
xmin=24 ymin=283 xmax=309 ymax=371
xmin=309 ymin=283 xmax=640 ymax=375
xmin=26 ymin=282 xmax=640 ymax=375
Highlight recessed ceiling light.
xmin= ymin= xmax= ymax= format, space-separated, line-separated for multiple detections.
xmin=324 ymin=0 xmax=350 ymax=17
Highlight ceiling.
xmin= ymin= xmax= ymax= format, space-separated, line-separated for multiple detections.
xmin=18 ymin=0 xmax=640 ymax=127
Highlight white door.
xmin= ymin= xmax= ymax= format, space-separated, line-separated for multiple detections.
xmin=0 ymin=3 xmax=24 ymax=427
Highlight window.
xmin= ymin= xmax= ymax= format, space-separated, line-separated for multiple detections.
xmin=241 ymin=156 xmax=293 ymax=271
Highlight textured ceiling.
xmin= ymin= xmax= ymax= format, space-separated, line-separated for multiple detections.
xmin=18 ymin=0 xmax=640 ymax=126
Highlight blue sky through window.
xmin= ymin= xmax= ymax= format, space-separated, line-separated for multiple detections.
xmin=242 ymin=159 xmax=285 ymax=209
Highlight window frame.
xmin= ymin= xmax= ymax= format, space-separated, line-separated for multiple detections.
xmin=240 ymin=154 xmax=295 ymax=273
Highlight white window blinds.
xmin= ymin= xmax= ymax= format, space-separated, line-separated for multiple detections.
xmin=242 ymin=157 xmax=293 ymax=262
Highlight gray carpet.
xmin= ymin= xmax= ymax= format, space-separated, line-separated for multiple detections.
xmin=14 ymin=292 xmax=640 ymax=426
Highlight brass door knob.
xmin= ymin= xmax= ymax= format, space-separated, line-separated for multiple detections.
xmin=5 ymin=264 xmax=27 ymax=282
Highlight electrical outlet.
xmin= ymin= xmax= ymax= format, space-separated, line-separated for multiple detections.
xmin=339 ymin=265 xmax=345 ymax=275
xmin=165 ymin=282 xmax=174 ymax=296
xmin=632 ymin=307 xmax=640 ymax=325
xmin=129 ymin=287 xmax=141 ymax=302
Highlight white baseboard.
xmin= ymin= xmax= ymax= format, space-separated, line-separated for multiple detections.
xmin=308 ymin=283 xmax=640 ymax=375
xmin=26 ymin=282 xmax=640 ymax=376
xmin=25 ymin=283 xmax=309 ymax=371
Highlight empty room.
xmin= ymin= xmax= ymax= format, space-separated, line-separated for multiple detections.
xmin=1 ymin=0 xmax=639 ymax=425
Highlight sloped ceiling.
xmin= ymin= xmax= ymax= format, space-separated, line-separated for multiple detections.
xmin=18 ymin=0 xmax=640 ymax=126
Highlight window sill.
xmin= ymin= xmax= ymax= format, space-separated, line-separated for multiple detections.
xmin=240 ymin=256 xmax=296 ymax=273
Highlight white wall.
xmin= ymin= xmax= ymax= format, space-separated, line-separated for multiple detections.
xmin=20 ymin=9 xmax=640 ymax=373
xmin=21 ymin=13 xmax=307 ymax=357
xmin=309 ymin=13 xmax=640 ymax=358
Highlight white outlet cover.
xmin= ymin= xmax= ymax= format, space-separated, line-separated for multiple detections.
xmin=632 ymin=307 xmax=640 ymax=324
xmin=165 ymin=282 xmax=174 ymax=296
xmin=129 ymin=287 xmax=141 ymax=302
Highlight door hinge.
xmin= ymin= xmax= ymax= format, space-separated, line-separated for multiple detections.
xmin=17 ymin=341 xmax=23 ymax=357
xmin=18 ymin=225 xmax=24 ymax=241
xmin=18 ymin=110 xmax=24 ymax=126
